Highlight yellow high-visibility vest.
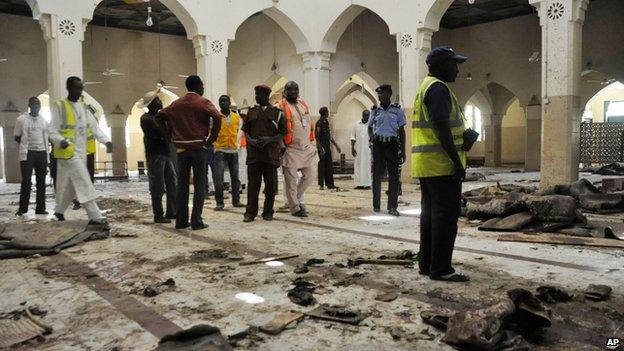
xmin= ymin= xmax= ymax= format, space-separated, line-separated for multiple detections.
xmin=53 ymin=100 xmax=96 ymax=159
xmin=213 ymin=111 xmax=240 ymax=149
xmin=411 ymin=76 xmax=466 ymax=178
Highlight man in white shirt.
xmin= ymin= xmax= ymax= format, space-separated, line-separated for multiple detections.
xmin=48 ymin=76 xmax=113 ymax=226
xmin=14 ymin=97 xmax=49 ymax=216
xmin=351 ymin=110 xmax=372 ymax=189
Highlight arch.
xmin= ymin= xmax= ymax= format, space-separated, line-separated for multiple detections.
xmin=423 ymin=0 xmax=454 ymax=30
xmin=320 ymin=5 xmax=367 ymax=53
xmin=459 ymin=80 xmax=524 ymax=110
xmin=581 ymin=70 xmax=617 ymax=107
xmin=467 ymin=88 xmax=493 ymax=116
xmin=583 ymin=80 xmax=624 ymax=123
xmin=332 ymin=72 xmax=379 ymax=114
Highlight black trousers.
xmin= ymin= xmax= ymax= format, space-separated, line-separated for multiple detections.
xmin=317 ymin=146 xmax=335 ymax=188
xmin=372 ymin=139 xmax=400 ymax=210
xmin=245 ymin=163 xmax=277 ymax=218
xmin=419 ymin=175 xmax=462 ymax=277
xmin=214 ymin=152 xmax=240 ymax=205
xmin=148 ymin=154 xmax=177 ymax=219
xmin=19 ymin=150 xmax=47 ymax=213
xmin=205 ymin=147 xmax=217 ymax=192
xmin=176 ymin=149 xmax=207 ymax=227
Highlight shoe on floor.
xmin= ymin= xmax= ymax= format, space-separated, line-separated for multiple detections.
xmin=243 ymin=215 xmax=255 ymax=223
xmin=262 ymin=214 xmax=274 ymax=221
xmin=88 ymin=219 xmax=110 ymax=230
xmin=388 ymin=209 xmax=400 ymax=216
xmin=233 ymin=202 xmax=245 ymax=208
xmin=292 ymin=209 xmax=308 ymax=218
xmin=54 ymin=213 xmax=65 ymax=221
xmin=430 ymin=273 xmax=470 ymax=282
xmin=15 ymin=210 xmax=25 ymax=216
xmin=35 ymin=210 xmax=49 ymax=215
xmin=154 ymin=217 xmax=171 ymax=224
xmin=373 ymin=208 xmax=380 ymax=213
xmin=214 ymin=204 xmax=225 ymax=211
xmin=175 ymin=223 xmax=190 ymax=230
xmin=72 ymin=201 xmax=81 ymax=210
xmin=165 ymin=214 xmax=176 ymax=220
xmin=191 ymin=223 xmax=209 ymax=230
xmin=319 ymin=186 xmax=325 ymax=190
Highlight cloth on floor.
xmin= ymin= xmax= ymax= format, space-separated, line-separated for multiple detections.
xmin=535 ymin=179 xmax=601 ymax=198
xmin=287 ymin=278 xmax=317 ymax=306
xmin=465 ymin=193 xmax=526 ymax=220
xmin=523 ymin=195 xmax=585 ymax=223
xmin=422 ymin=289 xmax=550 ymax=351
xmin=0 ymin=309 xmax=52 ymax=349
xmin=584 ymin=284 xmax=612 ymax=301
xmin=536 ymin=286 xmax=573 ymax=304
xmin=478 ymin=212 xmax=535 ymax=232
xmin=579 ymin=193 xmax=624 ymax=212
xmin=305 ymin=305 xmax=366 ymax=325
xmin=592 ymin=162 xmax=624 ymax=175
xmin=156 ymin=325 xmax=232 ymax=351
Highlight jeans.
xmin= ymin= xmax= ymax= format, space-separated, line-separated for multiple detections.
xmin=148 ymin=154 xmax=178 ymax=219
xmin=19 ymin=150 xmax=47 ymax=213
xmin=214 ymin=152 xmax=240 ymax=205
xmin=372 ymin=139 xmax=400 ymax=211
xmin=317 ymin=146 xmax=335 ymax=188
xmin=245 ymin=163 xmax=277 ymax=218
xmin=176 ymin=149 xmax=207 ymax=227
xmin=419 ymin=175 xmax=462 ymax=277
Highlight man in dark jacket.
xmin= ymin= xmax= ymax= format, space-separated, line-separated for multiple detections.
xmin=140 ymin=90 xmax=177 ymax=224
xmin=155 ymin=75 xmax=221 ymax=230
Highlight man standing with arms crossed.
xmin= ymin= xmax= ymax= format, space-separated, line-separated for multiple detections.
xmin=277 ymin=81 xmax=318 ymax=218
xmin=413 ymin=46 xmax=469 ymax=282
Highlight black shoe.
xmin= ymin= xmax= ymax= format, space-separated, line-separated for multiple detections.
xmin=192 ymin=222 xmax=208 ymax=230
xmin=319 ymin=186 xmax=325 ymax=190
xmin=88 ymin=219 xmax=110 ymax=230
xmin=207 ymin=190 xmax=215 ymax=197
xmin=292 ymin=209 xmax=308 ymax=218
xmin=165 ymin=214 xmax=176 ymax=220
xmin=72 ymin=201 xmax=81 ymax=210
xmin=154 ymin=217 xmax=171 ymax=224
xmin=54 ymin=213 xmax=65 ymax=221
xmin=373 ymin=208 xmax=380 ymax=213
xmin=15 ymin=210 xmax=25 ymax=216
xmin=388 ymin=209 xmax=400 ymax=216
xmin=262 ymin=214 xmax=274 ymax=221
xmin=35 ymin=210 xmax=49 ymax=215
xmin=243 ymin=214 xmax=255 ymax=223
xmin=214 ymin=204 xmax=225 ymax=211
xmin=430 ymin=273 xmax=470 ymax=282
xmin=175 ymin=223 xmax=190 ymax=230
xmin=233 ymin=202 xmax=245 ymax=208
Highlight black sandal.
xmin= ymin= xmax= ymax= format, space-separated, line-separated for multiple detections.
xmin=430 ymin=273 xmax=470 ymax=282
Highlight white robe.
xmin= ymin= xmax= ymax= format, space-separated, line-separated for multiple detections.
xmin=48 ymin=100 xmax=110 ymax=206
xmin=351 ymin=121 xmax=372 ymax=187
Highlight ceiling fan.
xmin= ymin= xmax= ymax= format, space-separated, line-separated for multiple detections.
xmin=157 ymin=81 xmax=178 ymax=90
xmin=84 ymin=81 xmax=103 ymax=85
xmin=177 ymin=74 xmax=189 ymax=78
xmin=587 ymin=78 xmax=616 ymax=86
xmin=102 ymin=68 xmax=125 ymax=76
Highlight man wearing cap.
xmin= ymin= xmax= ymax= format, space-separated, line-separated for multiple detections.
xmin=155 ymin=75 xmax=221 ymax=230
xmin=139 ymin=90 xmax=177 ymax=223
xmin=368 ymin=84 xmax=405 ymax=217
xmin=242 ymin=85 xmax=286 ymax=222
xmin=277 ymin=81 xmax=318 ymax=218
xmin=413 ymin=46 xmax=469 ymax=282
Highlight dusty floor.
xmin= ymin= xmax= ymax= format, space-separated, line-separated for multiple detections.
xmin=0 ymin=168 xmax=622 ymax=350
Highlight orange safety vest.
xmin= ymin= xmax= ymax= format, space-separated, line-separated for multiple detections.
xmin=276 ymin=99 xmax=315 ymax=145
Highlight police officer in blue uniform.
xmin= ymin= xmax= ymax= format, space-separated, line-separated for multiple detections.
xmin=368 ymin=84 xmax=406 ymax=216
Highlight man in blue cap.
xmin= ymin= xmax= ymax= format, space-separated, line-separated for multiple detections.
xmin=412 ymin=46 xmax=470 ymax=282
xmin=368 ymin=84 xmax=406 ymax=216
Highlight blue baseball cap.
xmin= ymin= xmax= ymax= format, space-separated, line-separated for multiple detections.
xmin=426 ymin=46 xmax=467 ymax=66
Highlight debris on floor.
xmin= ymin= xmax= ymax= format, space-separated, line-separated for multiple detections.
xmin=0 ymin=221 xmax=109 ymax=260
xmin=287 ymin=278 xmax=317 ymax=306
xmin=97 ymin=197 xmax=150 ymax=221
xmin=239 ymin=254 xmax=298 ymax=266
xmin=377 ymin=250 xmax=420 ymax=261
xmin=155 ymin=324 xmax=232 ymax=351
xmin=374 ymin=291 xmax=398 ymax=302
xmin=129 ymin=278 xmax=176 ymax=297
xmin=260 ymin=312 xmax=305 ymax=335
xmin=293 ymin=265 xmax=309 ymax=274
xmin=497 ymin=233 xmax=624 ymax=248
xmin=536 ymin=286 xmax=573 ymax=304
xmin=305 ymin=258 xmax=325 ymax=266
xmin=0 ymin=308 xmax=52 ymax=349
xmin=347 ymin=258 xmax=413 ymax=267
xmin=584 ymin=284 xmax=612 ymax=301
xmin=305 ymin=305 xmax=367 ymax=325
xmin=227 ymin=327 xmax=265 ymax=349
xmin=422 ymin=288 xmax=550 ymax=350
xmin=387 ymin=326 xmax=435 ymax=342
xmin=582 ymin=162 xmax=624 ymax=176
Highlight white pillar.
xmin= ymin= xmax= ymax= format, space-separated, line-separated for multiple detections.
xmin=193 ymin=35 xmax=228 ymax=102
xmin=107 ymin=111 xmax=127 ymax=177
xmin=401 ymin=28 xmax=433 ymax=182
xmin=301 ymin=51 xmax=332 ymax=117
xmin=0 ymin=103 xmax=21 ymax=183
xmin=38 ymin=14 xmax=89 ymax=103
xmin=531 ymin=0 xmax=588 ymax=186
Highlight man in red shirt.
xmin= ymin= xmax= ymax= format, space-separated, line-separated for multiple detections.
xmin=155 ymin=76 xmax=221 ymax=230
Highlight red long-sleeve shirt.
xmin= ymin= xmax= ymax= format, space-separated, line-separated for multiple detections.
xmin=155 ymin=92 xmax=222 ymax=150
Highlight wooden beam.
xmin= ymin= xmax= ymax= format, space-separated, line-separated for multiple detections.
xmin=498 ymin=233 xmax=624 ymax=248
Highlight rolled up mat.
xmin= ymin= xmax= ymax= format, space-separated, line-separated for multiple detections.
xmin=478 ymin=212 xmax=534 ymax=232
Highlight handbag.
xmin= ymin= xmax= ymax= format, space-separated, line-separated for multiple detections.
xmin=462 ymin=128 xmax=480 ymax=151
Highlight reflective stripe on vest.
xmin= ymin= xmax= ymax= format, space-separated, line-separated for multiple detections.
xmin=411 ymin=76 xmax=467 ymax=178
xmin=277 ymin=99 xmax=315 ymax=145
xmin=214 ymin=112 xmax=240 ymax=149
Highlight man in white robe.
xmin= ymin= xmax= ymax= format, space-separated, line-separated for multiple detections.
xmin=48 ymin=76 xmax=113 ymax=226
xmin=351 ymin=110 xmax=372 ymax=189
